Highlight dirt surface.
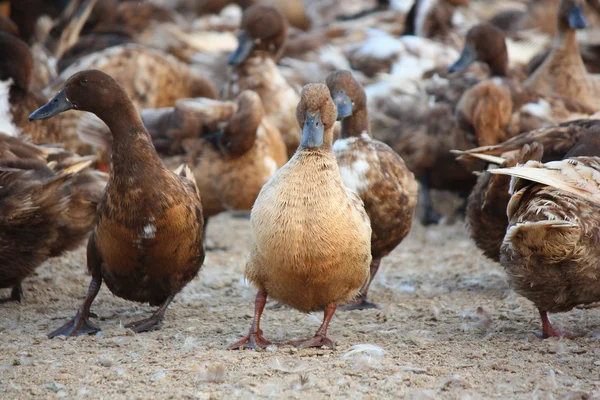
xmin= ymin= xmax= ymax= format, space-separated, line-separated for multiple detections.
xmin=1 ymin=212 xmax=600 ymax=399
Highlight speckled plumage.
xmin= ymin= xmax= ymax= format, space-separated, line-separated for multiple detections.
xmin=496 ymin=157 xmax=600 ymax=323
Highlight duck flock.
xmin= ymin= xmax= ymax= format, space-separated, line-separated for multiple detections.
xmin=1 ymin=0 xmax=600 ymax=357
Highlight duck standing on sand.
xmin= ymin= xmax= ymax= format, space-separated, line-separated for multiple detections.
xmin=229 ymin=84 xmax=372 ymax=350
xmin=0 ymin=136 xmax=103 ymax=303
xmin=326 ymin=70 xmax=418 ymax=310
xmin=490 ymin=156 xmax=600 ymax=338
xmin=30 ymin=69 xmax=205 ymax=337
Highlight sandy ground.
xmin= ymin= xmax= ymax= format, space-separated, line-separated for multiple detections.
xmin=1 ymin=211 xmax=600 ymax=399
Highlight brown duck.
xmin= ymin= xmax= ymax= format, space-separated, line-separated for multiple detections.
xmin=30 ymin=69 xmax=205 ymax=337
xmin=326 ymin=70 xmax=418 ymax=310
xmin=229 ymin=84 xmax=371 ymax=350
xmin=524 ymin=0 xmax=600 ymax=110
xmin=225 ymin=5 xmax=301 ymax=159
xmin=0 ymin=133 xmax=105 ymax=303
xmin=143 ymin=90 xmax=287 ymax=237
xmin=458 ymin=119 xmax=600 ymax=263
xmin=490 ymin=156 xmax=600 ymax=338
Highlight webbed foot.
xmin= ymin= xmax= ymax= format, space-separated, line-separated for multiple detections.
xmin=228 ymin=332 xmax=272 ymax=350
xmin=48 ymin=312 xmax=100 ymax=338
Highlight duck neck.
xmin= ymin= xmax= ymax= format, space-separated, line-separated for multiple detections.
xmin=341 ymin=107 xmax=370 ymax=138
xmin=488 ymin=54 xmax=509 ymax=77
xmin=551 ymin=28 xmax=581 ymax=60
xmin=97 ymin=100 xmax=163 ymax=175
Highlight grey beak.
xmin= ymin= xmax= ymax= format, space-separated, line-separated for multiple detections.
xmin=229 ymin=32 xmax=255 ymax=66
xmin=29 ymin=89 xmax=73 ymax=120
xmin=448 ymin=43 xmax=477 ymax=74
xmin=332 ymin=91 xmax=353 ymax=120
xmin=568 ymin=4 xmax=587 ymax=30
xmin=301 ymin=110 xmax=324 ymax=149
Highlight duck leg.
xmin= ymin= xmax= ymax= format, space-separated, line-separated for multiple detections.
xmin=48 ymin=274 xmax=102 ymax=338
xmin=287 ymin=304 xmax=337 ymax=349
xmin=48 ymin=235 xmax=103 ymax=338
xmin=340 ymin=258 xmax=381 ymax=311
xmin=0 ymin=283 xmax=23 ymax=303
xmin=420 ymin=173 xmax=441 ymax=226
xmin=228 ymin=290 xmax=272 ymax=350
xmin=125 ymin=293 xmax=175 ymax=333
xmin=536 ymin=309 xmax=583 ymax=339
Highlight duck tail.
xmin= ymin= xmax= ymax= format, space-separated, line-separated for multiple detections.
xmin=174 ymin=163 xmax=194 ymax=181
xmin=502 ymin=220 xmax=581 ymax=264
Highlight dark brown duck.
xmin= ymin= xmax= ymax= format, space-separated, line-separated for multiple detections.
xmin=0 ymin=134 xmax=103 ymax=303
xmin=30 ymin=69 xmax=205 ymax=337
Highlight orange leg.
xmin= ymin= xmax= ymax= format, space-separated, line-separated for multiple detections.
xmin=536 ymin=309 xmax=582 ymax=339
xmin=228 ymin=290 xmax=272 ymax=350
xmin=287 ymin=304 xmax=337 ymax=349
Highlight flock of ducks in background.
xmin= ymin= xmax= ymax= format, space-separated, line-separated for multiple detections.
xmin=0 ymin=0 xmax=600 ymax=349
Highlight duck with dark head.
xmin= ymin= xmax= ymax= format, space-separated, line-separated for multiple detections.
xmin=0 ymin=32 xmax=60 ymax=143
xmin=30 ymin=69 xmax=205 ymax=337
xmin=229 ymin=84 xmax=372 ymax=350
xmin=225 ymin=5 xmax=300 ymax=159
xmin=326 ymin=70 xmax=418 ymax=311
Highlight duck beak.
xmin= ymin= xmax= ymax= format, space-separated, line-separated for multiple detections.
xmin=332 ymin=91 xmax=353 ymax=120
xmin=229 ymin=32 xmax=255 ymax=66
xmin=301 ymin=111 xmax=324 ymax=149
xmin=29 ymin=89 xmax=73 ymax=120
xmin=568 ymin=4 xmax=587 ymax=30
xmin=448 ymin=43 xmax=476 ymax=73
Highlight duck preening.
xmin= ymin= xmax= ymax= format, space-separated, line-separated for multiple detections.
xmin=490 ymin=156 xmax=600 ymax=338
xmin=30 ymin=69 xmax=205 ymax=337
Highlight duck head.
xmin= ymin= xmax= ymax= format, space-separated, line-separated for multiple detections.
xmin=0 ymin=32 xmax=33 ymax=99
xmin=229 ymin=5 xmax=288 ymax=66
xmin=449 ymin=23 xmax=509 ymax=76
xmin=29 ymin=69 xmax=138 ymax=133
xmin=558 ymin=0 xmax=587 ymax=31
xmin=296 ymin=84 xmax=337 ymax=150
xmin=207 ymin=90 xmax=263 ymax=157
xmin=325 ymin=70 xmax=370 ymax=138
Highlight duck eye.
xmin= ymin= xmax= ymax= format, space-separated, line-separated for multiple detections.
xmin=80 ymin=78 xmax=88 ymax=86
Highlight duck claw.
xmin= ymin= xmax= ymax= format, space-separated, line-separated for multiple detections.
xmin=228 ymin=333 xmax=272 ymax=350
xmin=48 ymin=313 xmax=100 ymax=338
xmin=125 ymin=317 xmax=163 ymax=333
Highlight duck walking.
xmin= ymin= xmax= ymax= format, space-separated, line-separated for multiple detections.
xmin=229 ymin=84 xmax=372 ymax=350
xmin=326 ymin=70 xmax=418 ymax=310
xmin=30 ymin=69 xmax=205 ymax=337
